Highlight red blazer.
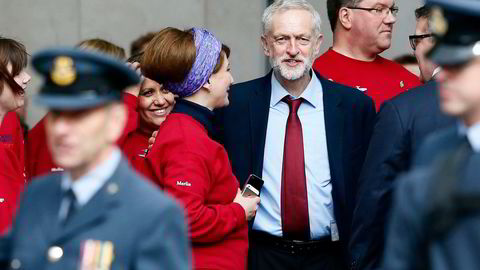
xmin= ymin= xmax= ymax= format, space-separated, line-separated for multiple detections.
xmin=146 ymin=106 xmax=248 ymax=270
xmin=27 ymin=93 xmax=139 ymax=180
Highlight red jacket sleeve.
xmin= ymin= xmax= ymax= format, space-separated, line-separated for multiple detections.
xmin=149 ymin=150 xmax=245 ymax=244
xmin=0 ymin=145 xmax=24 ymax=234
xmin=131 ymin=156 xmax=157 ymax=183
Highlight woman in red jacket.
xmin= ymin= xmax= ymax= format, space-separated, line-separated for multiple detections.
xmin=121 ymin=76 xmax=175 ymax=176
xmin=0 ymin=37 xmax=31 ymax=234
xmin=142 ymin=27 xmax=260 ymax=270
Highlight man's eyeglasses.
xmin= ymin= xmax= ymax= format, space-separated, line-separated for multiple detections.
xmin=347 ymin=6 xmax=399 ymax=18
xmin=408 ymin=34 xmax=434 ymax=50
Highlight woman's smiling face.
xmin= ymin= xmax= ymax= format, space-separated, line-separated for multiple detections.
xmin=138 ymin=77 xmax=176 ymax=131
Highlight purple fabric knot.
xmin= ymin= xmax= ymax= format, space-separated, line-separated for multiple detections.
xmin=165 ymin=28 xmax=222 ymax=97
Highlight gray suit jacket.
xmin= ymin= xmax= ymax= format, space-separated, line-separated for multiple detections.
xmin=0 ymin=157 xmax=191 ymax=270
xmin=383 ymin=128 xmax=480 ymax=269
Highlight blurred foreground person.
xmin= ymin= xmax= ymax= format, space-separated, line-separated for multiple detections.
xmin=349 ymin=5 xmax=455 ymax=269
xmin=0 ymin=37 xmax=31 ymax=234
xmin=383 ymin=0 xmax=480 ymax=269
xmin=27 ymin=39 xmax=137 ymax=180
xmin=0 ymin=48 xmax=190 ymax=270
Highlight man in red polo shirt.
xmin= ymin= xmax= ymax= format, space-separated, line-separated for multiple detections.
xmin=314 ymin=0 xmax=421 ymax=110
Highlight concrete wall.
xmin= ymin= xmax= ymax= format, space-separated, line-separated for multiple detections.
xmin=0 ymin=0 xmax=423 ymax=127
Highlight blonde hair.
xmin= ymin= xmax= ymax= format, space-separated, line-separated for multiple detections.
xmin=76 ymin=38 xmax=126 ymax=60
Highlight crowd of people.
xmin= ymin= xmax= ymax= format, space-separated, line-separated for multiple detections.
xmin=1 ymin=0 xmax=480 ymax=269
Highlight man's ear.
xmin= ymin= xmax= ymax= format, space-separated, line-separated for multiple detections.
xmin=313 ymin=34 xmax=324 ymax=59
xmin=261 ymin=35 xmax=271 ymax=57
xmin=338 ymin=7 xmax=353 ymax=30
xmin=107 ymin=103 xmax=127 ymax=143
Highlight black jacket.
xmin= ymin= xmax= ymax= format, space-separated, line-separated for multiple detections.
xmin=350 ymin=81 xmax=454 ymax=269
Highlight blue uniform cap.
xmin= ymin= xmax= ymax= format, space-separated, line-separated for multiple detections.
xmin=426 ymin=0 xmax=480 ymax=66
xmin=32 ymin=48 xmax=140 ymax=110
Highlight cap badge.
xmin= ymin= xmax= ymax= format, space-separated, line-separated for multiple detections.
xmin=51 ymin=56 xmax=77 ymax=86
xmin=473 ymin=42 xmax=480 ymax=56
xmin=431 ymin=7 xmax=448 ymax=37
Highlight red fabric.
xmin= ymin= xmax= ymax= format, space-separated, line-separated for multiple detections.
xmin=0 ymin=112 xmax=25 ymax=179
xmin=0 ymin=135 xmax=24 ymax=234
xmin=26 ymin=115 xmax=57 ymax=180
xmin=121 ymin=128 xmax=149 ymax=160
xmin=281 ymin=98 xmax=310 ymax=240
xmin=27 ymin=93 xmax=139 ymax=180
xmin=0 ymin=113 xmax=26 ymax=234
xmin=120 ymin=129 xmax=156 ymax=181
xmin=146 ymin=113 xmax=248 ymax=270
xmin=313 ymin=49 xmax=422 ymax=111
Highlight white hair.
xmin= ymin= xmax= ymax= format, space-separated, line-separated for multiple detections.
xmin=262 ymin=0 xmax=322 ymax=37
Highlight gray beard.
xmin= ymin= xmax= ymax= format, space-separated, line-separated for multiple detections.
xmin=269 ymin=56 xmax=313 ymax=81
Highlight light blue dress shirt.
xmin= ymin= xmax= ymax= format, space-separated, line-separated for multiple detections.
xmin=61 ymin=147 xmax=122 ymax=206
xmin=252 ymin=72 xmax=335 ymax=239
xmin=459 ymin=121 xmax=480 ymax=152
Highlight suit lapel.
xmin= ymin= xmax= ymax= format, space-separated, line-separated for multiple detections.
xmin=320 ymin=76 xmax=347 ymax=207
xmin=51 ymin=159 xmax=128 ymax=243
xmin=249 ymin=71 xmax=272 ymax=177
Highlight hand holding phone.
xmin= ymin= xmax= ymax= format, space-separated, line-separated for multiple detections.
xmin=242 ymin=184 xmax=260 ymax=197
xmin=242 ymin=174 xmax=264 ymax=197
xmin=234 ymin=189 xmax=260 ymax=221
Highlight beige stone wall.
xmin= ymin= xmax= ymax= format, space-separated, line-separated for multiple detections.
xmin=0 ymin=0 xmax=423 ymax=127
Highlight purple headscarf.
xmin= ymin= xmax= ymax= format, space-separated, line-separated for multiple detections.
xmin=165 ymin=28 xmax=222 ymax=97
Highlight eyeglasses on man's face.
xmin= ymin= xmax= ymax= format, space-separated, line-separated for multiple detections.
xmin=409 ymin=34 xmax=434 ymax=50
xmin=346 ymin=5 xmax=399 ymax=18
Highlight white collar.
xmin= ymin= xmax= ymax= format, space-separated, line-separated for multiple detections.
xmin=61 ymin=147 xmax=122 ymax=206
xmin=270 ymin=70 xmax=323 ymax=109
xmin=458 ymin=122 xmax=480 ymax=152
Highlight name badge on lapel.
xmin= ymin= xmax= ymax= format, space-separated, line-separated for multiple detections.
xmin=79 ymin=240 xmax=114 ymax=270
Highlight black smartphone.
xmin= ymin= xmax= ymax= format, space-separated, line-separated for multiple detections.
xmin=242 ymin=174 xmax=264 ymax=197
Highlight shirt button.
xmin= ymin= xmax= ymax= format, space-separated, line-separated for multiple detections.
xmin=10 ymin=259 xmax=21 ymax=269
xmin=107 ymin=183 xmax=119 ymax=195
xmin=47 ymin=246 xmax=63 ymax=262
